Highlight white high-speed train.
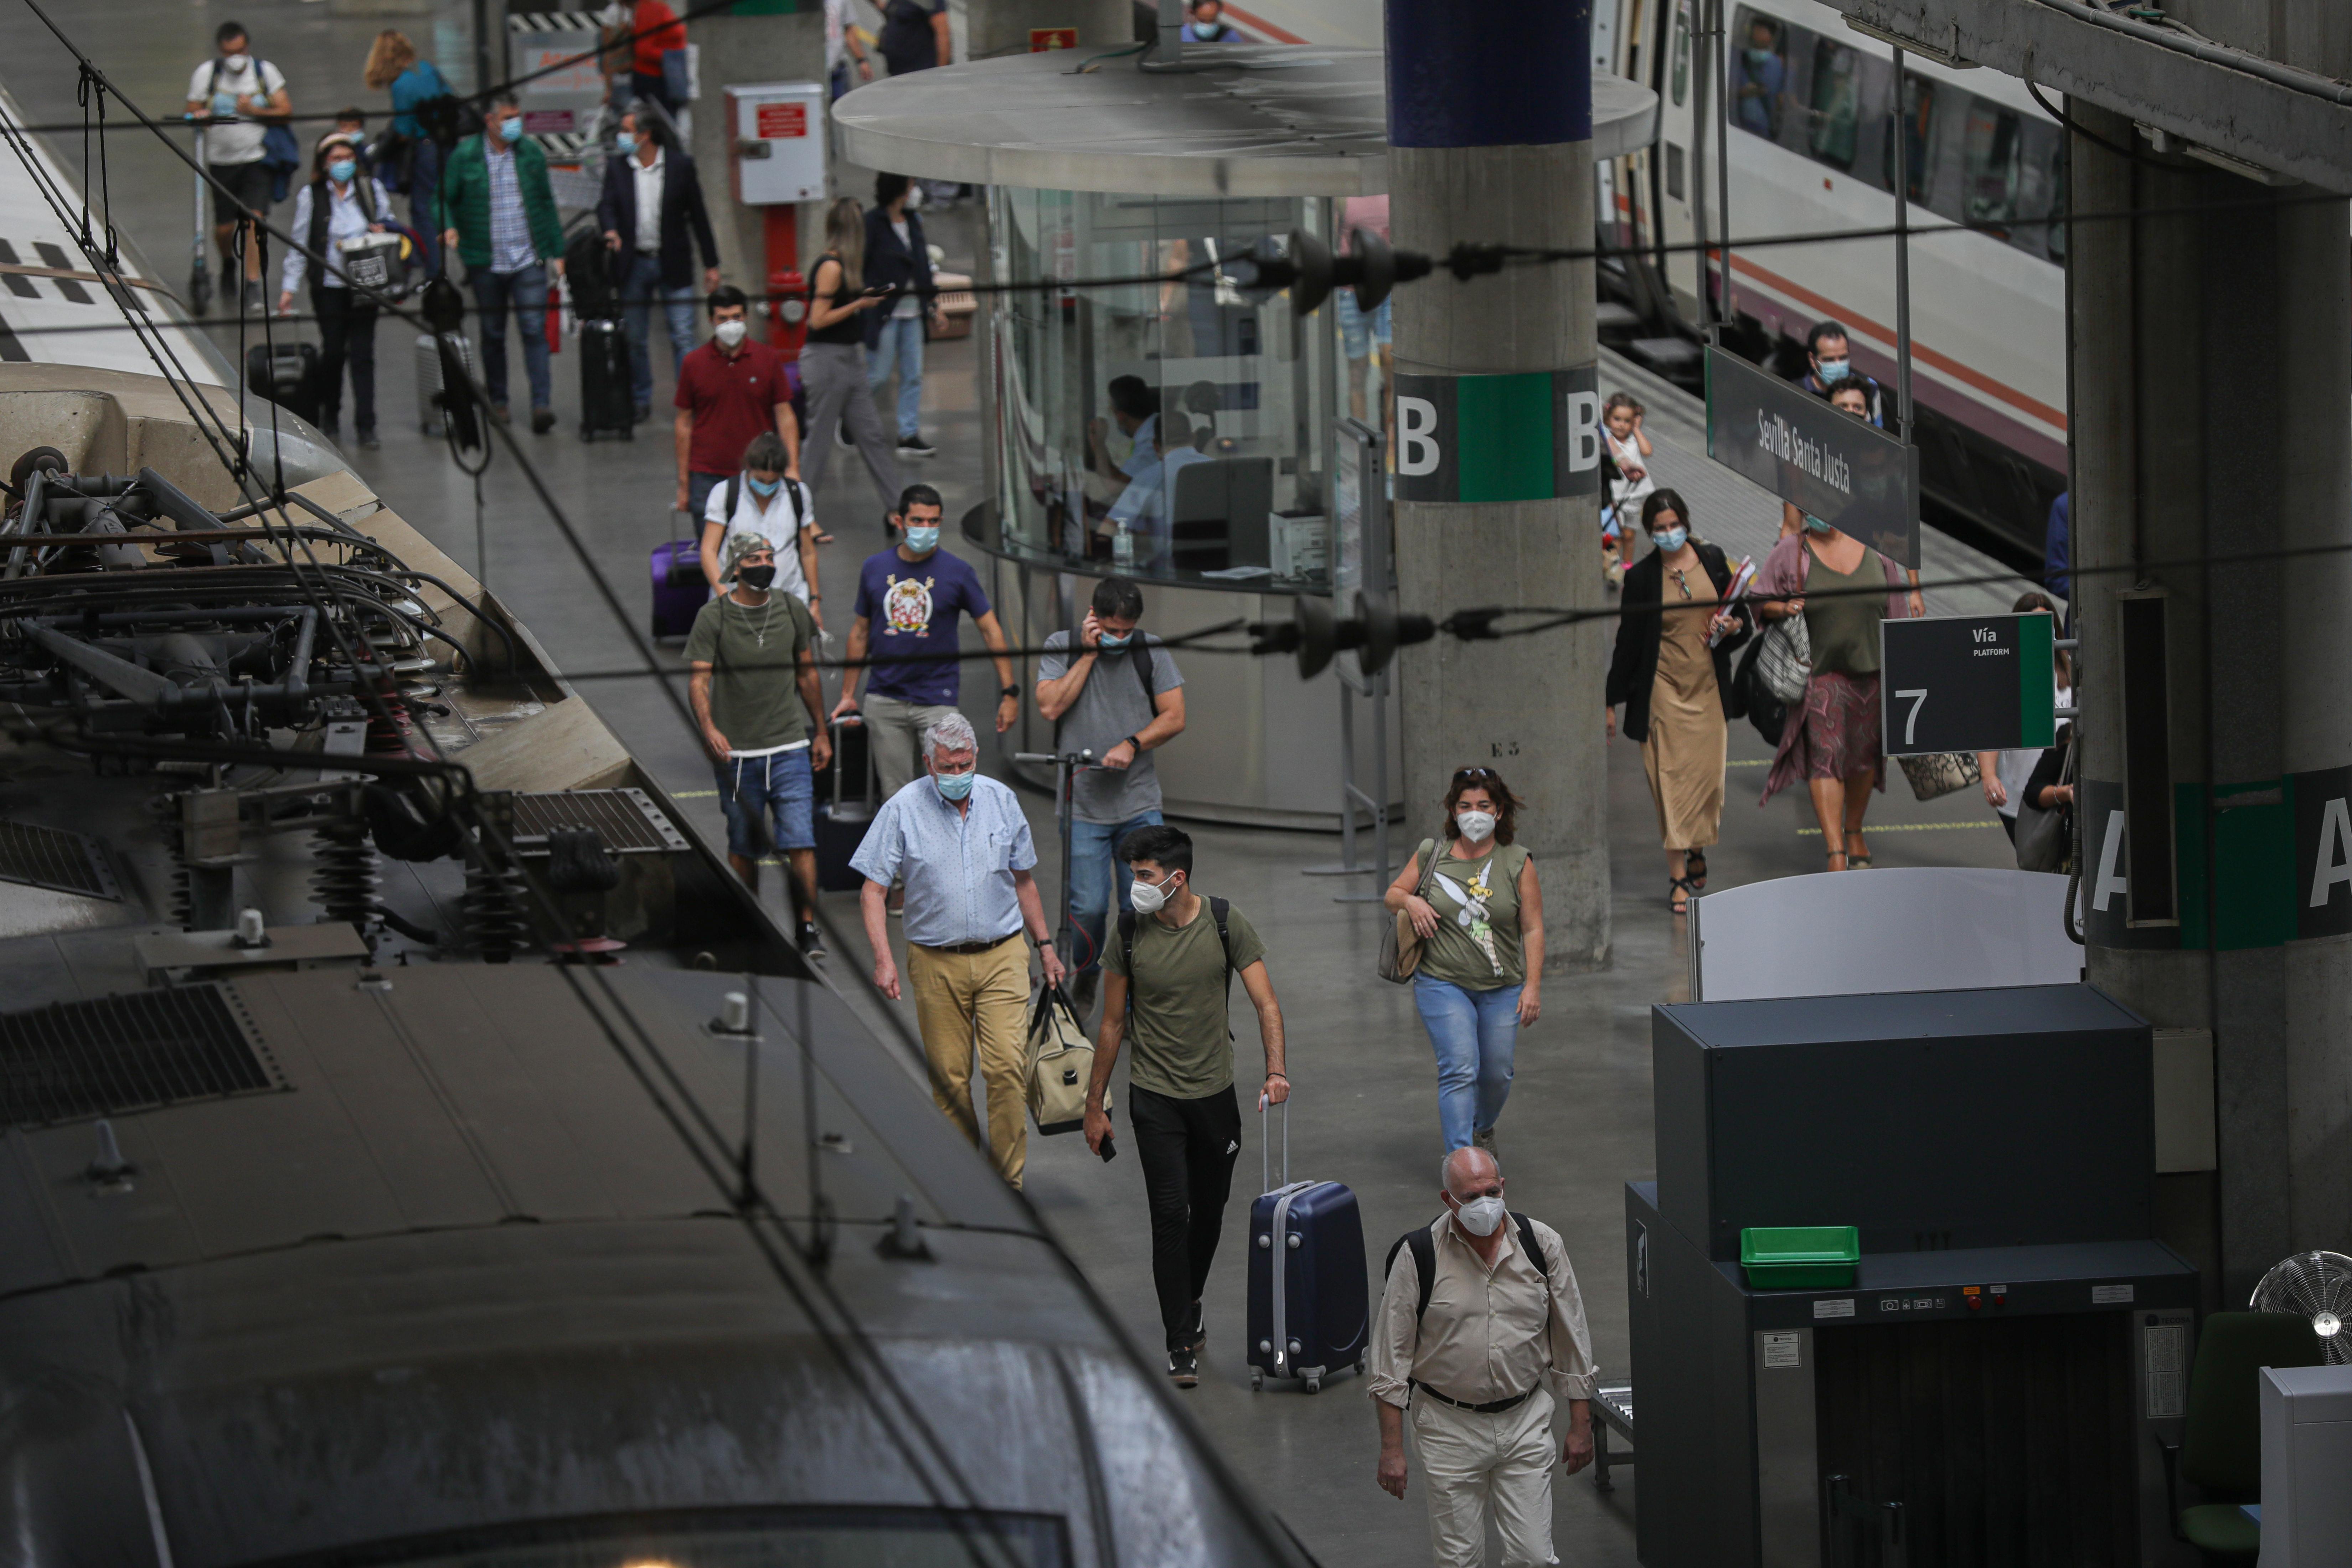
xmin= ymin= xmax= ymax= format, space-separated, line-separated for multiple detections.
xmin=1222 ymin=0 xmax=2069 ymax=559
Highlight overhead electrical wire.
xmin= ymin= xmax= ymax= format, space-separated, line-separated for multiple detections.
xmin=5 ymin=19 xmax=1316 ymax=1568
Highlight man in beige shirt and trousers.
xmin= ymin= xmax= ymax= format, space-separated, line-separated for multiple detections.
xmin=1370 ymin=1146 xmax=1597 ymax=1567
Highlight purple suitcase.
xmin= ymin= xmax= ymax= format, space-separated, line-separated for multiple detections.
xmin=650 ymin=511 xmax=708 ymax=639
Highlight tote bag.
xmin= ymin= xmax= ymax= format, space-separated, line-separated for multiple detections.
xmin=1377 ymin=838 xmax=1439 ymax=984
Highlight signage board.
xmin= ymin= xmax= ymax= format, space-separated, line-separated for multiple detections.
xmin=1705 ymin=346 xmax=1920 ymax=568
xmin=1879 ymin=612 xmax=2057 ymax=757
xmin=1392 ymin=367 xmax=1602 ymax=505
xmin=1030 ymin=26 xmax=1079 ymax=49
xmin=727 ymin=82 xmax=827 ymax=205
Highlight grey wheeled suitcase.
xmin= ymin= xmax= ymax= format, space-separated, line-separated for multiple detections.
xmin=1245 ymin=1100 xmax=1370 ymax=1394
xmin=414 ymin=330 xmax=479 ymax=437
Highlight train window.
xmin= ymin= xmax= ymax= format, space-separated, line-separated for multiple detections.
xmin=1730 ymin=7 xmax=1787 ymax=141
xmin=330 ymin=1510 xmax=1072 ymax=1568
xmin=1806 ymin=37 xmax=1864 ymax=170
xmin=1963 ymin=102 xmax=2025 ymax=232
xmin=1897 ymin=76 xmax=1937 ymax=203
xmin=1671 ymin=0 xmax=1691 ymax=106
xmin=2043 ymin=131 xmax=2070 ymax=262
xmin=1667 ymin=141 xmax=1686 ymax=200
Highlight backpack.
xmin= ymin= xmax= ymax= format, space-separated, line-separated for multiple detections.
xmin=722 ymin=472 xmax=807 ymax=540
xmin=1117 ymin=895 xmax=1234 ymax=1038
xmin=212 ymin=58 xmax=301 ymax=198
xmin=1384 ymin=1214 xmax=1552 ymax=1325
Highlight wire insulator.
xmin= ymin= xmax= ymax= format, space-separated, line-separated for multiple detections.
xmin=310 ymin=812 xmax=380 ymax=933
xmin=461 ymin=857 xmax=528 ymax=964
xmin=363 ymin=680 xmax=412 ymax=755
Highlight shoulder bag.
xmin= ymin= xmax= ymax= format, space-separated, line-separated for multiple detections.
xmin=1753 ymin=544 xmax=1812 ymax=703
xmin=1896 ymin=750 xmax=1981 ymax=801
xmin=1378 ymin=838 xmax=1440 ymax=985
xmin=2013 ymin=746 xmax=2074 ymax=873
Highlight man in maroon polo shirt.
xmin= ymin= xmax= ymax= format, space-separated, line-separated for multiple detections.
xmin=674 ymin=284 xmax=803 ymax=520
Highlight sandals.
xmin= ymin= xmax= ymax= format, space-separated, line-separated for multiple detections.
xmin=1826 ymin=850 xmax=1848 ymax=872
xmin=1685 ymin=850 xmax=1708 ymax=890
xmin=1847 ymin=839 xmax=1871 ymax=869
xmin=1669 ymin=876 xmax=1695 ymax=914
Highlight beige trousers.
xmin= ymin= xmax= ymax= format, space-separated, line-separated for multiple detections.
xmin=864 ymin=693 xmax=960 ymax=801
xmin=907 ymin=933 xmax=1031 ymax=1186
xmin=1411 ymin=1387 xmax=1558 ymax=1568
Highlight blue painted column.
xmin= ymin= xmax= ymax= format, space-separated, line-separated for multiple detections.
xmin=1384 ymin=0 xmax=1609 ymax=966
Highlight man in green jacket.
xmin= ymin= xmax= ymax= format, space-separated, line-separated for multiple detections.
xmin=436 ymin=91 xmax=567 ymax=431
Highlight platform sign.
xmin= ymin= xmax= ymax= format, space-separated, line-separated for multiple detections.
xmin=1704 ymin=346 xmax=1920 ymax=568
xmin=1880 ymin=613 xmax=2057 ymax=757
xmin=1030 ymin=27 xmax=1079 ymax=49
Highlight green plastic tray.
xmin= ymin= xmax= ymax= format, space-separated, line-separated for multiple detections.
xmin=1740 ymin=1225 xmax=1860 ymax=1290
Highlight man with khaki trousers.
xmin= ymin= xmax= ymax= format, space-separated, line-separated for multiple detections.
xmin=1370 ymin=1145 xmax=1597 ymax=1567
xmin=852 ymin=712 xmax=1065 ymax=1185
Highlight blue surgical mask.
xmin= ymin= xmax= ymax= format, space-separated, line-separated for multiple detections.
xmin=1815 ymin=356 xmax=1851 ymax=382
xmin=747 ymin=474 xmax=781 ymax=497
xmin=1097 ymin=632 xmax=1132 ymax=651
xmin=211 ymin=91 xmax=240 ymax=117
xmin=615 ymin=131 xmax=636 ymax=155
xmin=1651 ymin=526 xmax=1688 ymax=553
xmin=1802 ymin=513 xmax=1833 ymax=535
xmin=904 ymin=525 xmax=940 ymax=554
xmin=498 ymin=116 xmax=523 ymax=143
xmin=327 ymin=159 xmax=356 ymax=184
xmin=934 ymin=769 xmax=975 ymax=802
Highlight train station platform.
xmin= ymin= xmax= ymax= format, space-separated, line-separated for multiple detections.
xmin=0 ymin=6 xmax=2042 ymax=1564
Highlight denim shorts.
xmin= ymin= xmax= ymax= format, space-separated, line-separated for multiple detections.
xmin=715 ymin=746 xmax=815 ymax=857
xmin=1336 ymin=288 xmax=1392 ymax=360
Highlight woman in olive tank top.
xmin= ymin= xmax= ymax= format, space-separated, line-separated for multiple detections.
xmin=1383 ymin=767 xmax=1545 ymax=1152
xmin=1755 ymin=514 xmax=1912 ymax=870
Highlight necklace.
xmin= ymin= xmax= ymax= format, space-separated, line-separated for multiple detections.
xmin=733 ymin=590 xmax=775 ymax=648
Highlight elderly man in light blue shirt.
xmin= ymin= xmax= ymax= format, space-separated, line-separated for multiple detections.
xmin=853 ymin=711 xmax=1064 ymax=1186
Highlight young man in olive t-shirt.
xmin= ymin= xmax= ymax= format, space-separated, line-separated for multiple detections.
xmin=687 ymin=534 xmax=832 ymax=955
xmin=1083 ymin=824 xmax=1289 ymax=1388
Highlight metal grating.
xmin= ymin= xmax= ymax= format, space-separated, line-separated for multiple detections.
xmin=0 ymin=820 xmax=120 ymax=900
xmin=510 ymin=788 xmax=688 ymax=855
xmin=2 ymin=983 xmax=281 ymax=1127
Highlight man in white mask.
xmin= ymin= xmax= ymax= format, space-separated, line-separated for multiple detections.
xmin=1368 ymin=1146 xmax=1597 ymax=1567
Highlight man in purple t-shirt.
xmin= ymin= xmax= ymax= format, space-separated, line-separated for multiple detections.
xmin=833 ymin=483 xmax=1020 ymax=801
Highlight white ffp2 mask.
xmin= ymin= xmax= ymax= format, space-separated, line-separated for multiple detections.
xmin=1454 ymin=1195 xmax=1506 ymax=1236
xmin=1128 ymin=873 xmax=1174 ymax=914
xmin=713 ymin=319 xmax=748 ymax=348
xmin=1456 ymin=810 xmax=1497 ymax=843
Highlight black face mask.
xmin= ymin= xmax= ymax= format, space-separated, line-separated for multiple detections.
xmin=738 ymin=564 xmax=777 ymax=590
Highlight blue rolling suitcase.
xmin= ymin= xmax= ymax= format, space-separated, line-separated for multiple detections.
xmin=650 ymin=510 xmax=708 ymax=639
xmin=1247 ymin=1101 xmax=1370 ymax=1394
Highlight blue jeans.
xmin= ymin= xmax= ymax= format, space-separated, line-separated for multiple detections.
xmin=867 ymin=312 xmax=924 ymax=439
xmin=1069 ymin=808 xmax=1164 ymax=974
xmin=1414 ymin=974 xmax=1524 ymax=1150
xmin=620 ymin=251 xmax=698 ymax=409
xmin=715 ymin=747 xmax=815 ymax=857
xmin=471 ymin=263 xmax=552 ymax=411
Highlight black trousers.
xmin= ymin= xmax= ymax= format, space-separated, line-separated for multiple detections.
xmin=313 ymin=284 xmax=377 ymax=435
xmin=1130 ymin=1083 xmax=1242 ymax=1351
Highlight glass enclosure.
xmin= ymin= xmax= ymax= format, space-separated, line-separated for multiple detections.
xmin=984 ymin=188 xmax=1347 ymax=594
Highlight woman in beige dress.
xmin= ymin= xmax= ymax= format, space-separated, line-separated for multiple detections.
xmin=1605 ymin=491 xmax=1751 ymax=913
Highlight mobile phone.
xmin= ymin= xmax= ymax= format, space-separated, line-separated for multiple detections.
xmin=1098 ymin=1132 xmax=1118 ymax=1163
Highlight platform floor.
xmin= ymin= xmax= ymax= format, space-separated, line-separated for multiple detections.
xmin=0 ymin=8 xmax=2045 ymax=1562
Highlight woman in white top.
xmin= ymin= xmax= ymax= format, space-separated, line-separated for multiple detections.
xmin=276 ymin=132 xmax=396 ymax=447
xmin=700 ymin=430 xmax=821 ymax=618
xmin=1976 ymin=590 xmax=2072 ymax=843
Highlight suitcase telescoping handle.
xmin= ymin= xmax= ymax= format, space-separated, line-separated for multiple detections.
xmin=1261 ymin=1093 xmax=1288 ymax=1193
xmin=828 ymin=713 xmax=875 ymax=813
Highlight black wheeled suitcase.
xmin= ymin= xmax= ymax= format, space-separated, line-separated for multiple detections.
xmin=814 ymin=715 xmax=875 ymax=892
xmin=578 ymin=315 xmax=635 ymax=441
xmin=1246 ymin=1100 xmax=1370 ymax=1394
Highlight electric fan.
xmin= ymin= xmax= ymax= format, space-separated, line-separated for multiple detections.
xmin=2250 ymin=1250 xmax=2352 ymax=1364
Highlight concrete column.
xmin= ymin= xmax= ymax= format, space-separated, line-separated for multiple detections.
xmin=966 ymin=0 xmax=1132 ymax=61
xmin=687 ymin=11 xmax=827 ymax=286
xmin=2069 ymin=102 xmax=2352 ymax=1303
xmin=1385 ymin=0 xmax=1608 ymax=969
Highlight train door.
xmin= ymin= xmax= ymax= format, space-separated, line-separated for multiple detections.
xmin=1594 ymin=0 xmax=1622 ymax=252
xmin=1651 ymin=0 xmax=1702 ymax=317
xmin=1617 ymin=0 xmax=1653 ymax=252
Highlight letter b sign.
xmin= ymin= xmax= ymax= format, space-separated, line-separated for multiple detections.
xmin=1397 ymin=396 xmax=1441 ymax=477
xmin=1567 ymin=390 xmax=1601 ymax=473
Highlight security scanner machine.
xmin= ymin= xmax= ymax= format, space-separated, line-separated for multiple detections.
xmin=1626 ymin=985 xmax=2201 ymax=1567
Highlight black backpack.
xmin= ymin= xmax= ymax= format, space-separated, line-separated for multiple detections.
xmin=1384 ymin=1214 xmax=1552 ymax=1324
xmin=1117 ymin=895 xmax=1235 ymax=1037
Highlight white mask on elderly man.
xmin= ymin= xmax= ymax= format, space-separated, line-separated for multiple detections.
xmin=1453 ymin=1193 xmax=1507 ymax=1237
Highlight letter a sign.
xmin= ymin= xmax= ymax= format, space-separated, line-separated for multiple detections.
xmin=1392 ymin=367 xmax=1603 ymax=504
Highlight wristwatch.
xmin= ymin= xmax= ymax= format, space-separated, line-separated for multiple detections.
xmin=1122 ymin=734 xmax=1141 ymax=753
xmin=1000 ymin=684 xmax=1020 ymax=699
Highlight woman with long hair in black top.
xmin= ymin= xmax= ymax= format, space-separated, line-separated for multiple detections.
xmin=799 ymin=196 xmax=902 ymax=527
